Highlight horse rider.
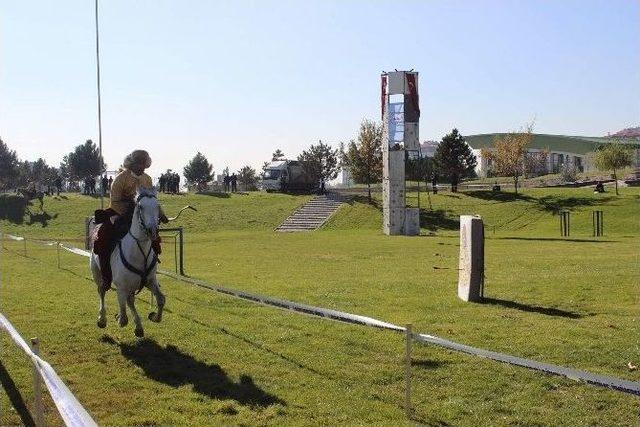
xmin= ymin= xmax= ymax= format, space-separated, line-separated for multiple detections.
xmin=93 ymin=150 xmax=168 ymax=291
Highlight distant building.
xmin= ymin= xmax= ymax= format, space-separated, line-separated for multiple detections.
xmin=334 ymin=166 xmax=354 ymax=187
xmin=465 ymin=133 xmax=638 ymax=178
xmin=419 ymin=141 xmax=439 ymax=158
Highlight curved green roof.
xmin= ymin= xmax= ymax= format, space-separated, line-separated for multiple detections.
xmin=464 ymin=133 xmax=606 ymax=155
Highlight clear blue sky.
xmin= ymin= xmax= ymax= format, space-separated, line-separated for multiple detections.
xmin=1 ymin=0 xmax=639 ymax=178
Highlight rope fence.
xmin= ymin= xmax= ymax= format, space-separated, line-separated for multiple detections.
xmin=0 ymin=312 xmax=97 ymax=426
xmin=1 ymin=231 xmax=639 ymax=419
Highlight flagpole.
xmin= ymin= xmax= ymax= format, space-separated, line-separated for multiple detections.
xmin=95 ymin=0 xmax=104 ymax=209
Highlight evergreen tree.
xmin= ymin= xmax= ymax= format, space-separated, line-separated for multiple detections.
xmin=237 ymin=165 xmax=258 ymax=191
xmin=272 ymin=149 xmax=286 ymax=161
xmin=344 ymin=120 xmax=383 ymax=201
xmin=60 ymin=140 xmax=104 ymax=181
xmin=0 ymin=138 xmax=20 ymax=190
xmin=298 ymin=140 xmax=339 ymax=185
xmin=433 ymin=129 xmax=476 ymax=192
xmin=183 ymin=152 xmax=213 ymax=191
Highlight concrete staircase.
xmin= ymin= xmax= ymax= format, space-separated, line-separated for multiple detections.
xmin=276 ymin=193 xmax=345 ymax=232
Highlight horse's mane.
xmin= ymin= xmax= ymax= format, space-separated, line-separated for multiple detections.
xmin=136 ymin=187 xmax=158 ymax=200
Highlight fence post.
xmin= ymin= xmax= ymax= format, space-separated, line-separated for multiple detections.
xmin=560 ymin=211 xmax=570 ymax=237
xmin=23 ymin=238 xmax=27 ymax=256
xmin=178 ymin=227 xmax=184 ymax=275
xmin=592 ymin=210 xmax=603 ymax=237
xmin=173 ymin=234 xmax=178 ymax=274
xmin=30 ymin=338 xmax=45 ymax=427
xmin=57 ymin=242 xmax=61 ymax=269
xmin=405 ymin=323 xmax=413 ymax=419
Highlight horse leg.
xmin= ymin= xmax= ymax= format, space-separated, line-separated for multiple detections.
xmin=147 ymin=278 xmax=165 ymax=323
xmin=116 ymin=288 xmax=128 ymax=327
xmin=127 ymin=293 xmax=144 ymax=338
xmin=91 ymin=255 xmax=107 ymax=328
xmin=97 ymin=287 xmax=107 ymax=328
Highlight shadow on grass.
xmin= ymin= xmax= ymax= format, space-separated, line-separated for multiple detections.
xmin=27 ymin=211 xmax=58 ymax=227
xmin=0 ymin=194 xmax=29 ymax=224
xmin=495 ymin=237 xmax=617 ymax=243
xmin=411 ymin=359 xmax=449 ymax=369
xmin=464 ymin=190 xmax=535 ymax=203
xmin=481 ymin=297 xmax=583 ymax=319
xmin=420 ymin=209 xmax=459 ymax=232
xmin=101 ymin=336 xmax=285 ymax=408
xmin=196 ymin=191 xmax=230 ymax=198
xmin=464 ymin=190 xmax=613 ymax=214
xmin=0 ymin=361 xmax=35 ymax=426
xmin=344 ymin=194 xmax=382 ymax=209
xmin=345 ymin=195 xmax=460 ymax=232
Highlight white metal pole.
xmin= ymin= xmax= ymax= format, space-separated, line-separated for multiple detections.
xmin=95 ymin=0 xmax=104 ymax=209
xmin=405 ymin=323 xmax=413 ymax=419
xmin=30 ymin=338 xmax=45 ymax=427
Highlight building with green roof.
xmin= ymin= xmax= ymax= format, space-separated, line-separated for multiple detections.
xmin=464 ymin=133 xmax=637 ymax=177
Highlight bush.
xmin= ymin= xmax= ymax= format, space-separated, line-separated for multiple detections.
xmin=560 ymin=163 xmax=579 ymax=182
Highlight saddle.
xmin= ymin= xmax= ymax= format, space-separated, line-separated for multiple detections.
xmin=92 ymin=208 xmax=162 ymax=291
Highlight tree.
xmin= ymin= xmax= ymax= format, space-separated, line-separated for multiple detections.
xmin=433 ymin=129 xmax=476 ymax=192
xmin=344 ymin=120 xmax=383 ymax=201
xmin=237 ymin=165 xmax=258 ymax=191
xmin=298 ymin=140 xmax=339 ymax=186
xmin=0 ymin=138 xmax=20 ymax=190
xmin=406 ymin=155 xmax=434 ymax=189
xmin=481 ymin=124 xmax=533 ymax=194
xmin=272 ymin=149 xmax=285 ymax=161
xmin=60 ymin=140 xmax=104 ymax=181
xmin=593 ymin=141 xmax=633 ymax=195
xmin=183 ymin=152 xmax=213 ymax=191
xmin=260 ymin=161 xmax=270 ymax=179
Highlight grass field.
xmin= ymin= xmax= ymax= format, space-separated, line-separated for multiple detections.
xmin=0 ymin=187 xmax=639 ymax=425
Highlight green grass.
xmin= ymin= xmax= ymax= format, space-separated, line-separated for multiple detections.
xmin=0 ymin=188 xmax=639 ymax=425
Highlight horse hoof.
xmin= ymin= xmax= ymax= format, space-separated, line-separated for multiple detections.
xmin=134 ymin=328 xmax=144 ymax=338
xmin=97 ymin=318 xmax=107 ymax=329
xmin=148 ymin=312 xmax=161 ymax=323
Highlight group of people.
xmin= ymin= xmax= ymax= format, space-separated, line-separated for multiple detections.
xmin=223 ymin=174 xmax=238 ymax=192
xmin=82 ymin=176 xmax=113 ymax=196
xmin=158 ymin=172 xmax=180 ymax=193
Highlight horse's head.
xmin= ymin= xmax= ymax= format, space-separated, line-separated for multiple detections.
xmin=134 ymin=187 xmax=160 ymax=240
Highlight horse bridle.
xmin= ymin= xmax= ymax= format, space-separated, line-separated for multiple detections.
xmin=119 ymin=193 xmax=159 ymax=292
xmin=134 ymin=193 xmax=158 ymax=238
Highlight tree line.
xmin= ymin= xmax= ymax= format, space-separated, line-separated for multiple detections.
xmin=0 ymin=138 xmax=104 ymax=192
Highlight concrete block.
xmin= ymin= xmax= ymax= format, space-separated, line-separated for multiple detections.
xmin=404 ymin=208 xmax=420 ymax=236
xmin=404 ymin=123 xmax=419 ymax=151
xmin=383 ymin=207 xmax=405 ymax=235
xmin=382 ymin=179 xmax=405 ymax=209
xmin=458 ymin=215 xmax=484 ymax=302
xmin=387 ymin=71 xmax=406 ymax=94
xmin=383 ymin=149 xmax=405 ymax=182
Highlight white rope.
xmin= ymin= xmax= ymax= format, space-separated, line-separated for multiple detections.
xmin=7 ymin=234 xmax=640 ymax=397
xmin=0 ymin=313 xmax=98 ymax=426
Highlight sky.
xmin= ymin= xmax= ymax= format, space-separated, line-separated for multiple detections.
xmin=1 ymin=0 xmax=639 ymax=179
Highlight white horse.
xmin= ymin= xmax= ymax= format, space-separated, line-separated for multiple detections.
xmin=90 ymin=187 xmax=165 ymax=337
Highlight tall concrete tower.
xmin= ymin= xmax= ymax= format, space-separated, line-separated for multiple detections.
xmin=381 ymin=71 xmax=420 ymax=235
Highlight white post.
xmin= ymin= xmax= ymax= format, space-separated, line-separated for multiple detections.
xmin=458 ymin=215 xmax=484 ymax=302
xmin=23 ymin=238 xmax=27 ymax=257
xmin=30 ymin=338 xmax=45 ymax=427
xmin=405 ymin=323 xmax=413 ymax=419
xmin=57 ymin=242 xmax=61 ymax=269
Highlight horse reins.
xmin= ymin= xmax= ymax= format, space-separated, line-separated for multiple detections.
xmin=118 ymin=193 xmax=159 ymax=293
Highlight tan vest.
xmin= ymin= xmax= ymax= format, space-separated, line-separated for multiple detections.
xmin=109 ymin=170 xmax=153 ymax=215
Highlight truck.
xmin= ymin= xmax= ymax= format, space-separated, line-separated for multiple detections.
xmin=260 ymin=160 xmax=317 ymax=193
